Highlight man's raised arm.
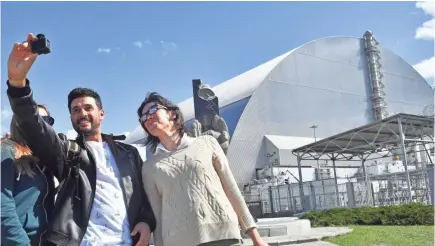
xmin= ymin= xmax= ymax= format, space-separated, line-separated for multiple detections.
xmin=6 ymin=33 xmax=67 ymax=179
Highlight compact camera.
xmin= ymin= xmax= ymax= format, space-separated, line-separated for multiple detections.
xmin=31 ymin=34 xmax=51 ymax=55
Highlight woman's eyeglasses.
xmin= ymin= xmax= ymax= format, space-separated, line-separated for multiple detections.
xmin=139 ymin=104 xmax=167 ymax=124
xmin=42 ymin=116 xmax=55 ymax=126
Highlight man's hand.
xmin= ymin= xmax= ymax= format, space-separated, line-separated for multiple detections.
xmin=8 ymin=33 xmax=38 ymax=88
xmin=189 ymin=115 xmax=230 ymax=154
xmin=131 ymin=222 xmax=151 ymax=246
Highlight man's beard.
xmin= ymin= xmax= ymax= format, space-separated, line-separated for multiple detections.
xmin=72 ymin=116 xmax=98 ymax=136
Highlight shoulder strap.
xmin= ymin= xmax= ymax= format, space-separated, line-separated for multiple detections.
xmin=57 ymin=133 xmax=81 ymax=166
xmin=55 ymin=134 xmax=82 ymax=195
xmin=64 ymin=138 xmax=81 ymax=166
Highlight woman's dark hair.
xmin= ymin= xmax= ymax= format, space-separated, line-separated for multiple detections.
xmin=0 ymin=104 xmax=49 ymax=177
xmin=137 ymin=92 xmax=185 ymax=153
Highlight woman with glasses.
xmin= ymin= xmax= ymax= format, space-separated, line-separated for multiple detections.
xmin=1 ymin=104 xmax=56 ymax=246
xmin=137 ymin=92 xmax=268 ymax=246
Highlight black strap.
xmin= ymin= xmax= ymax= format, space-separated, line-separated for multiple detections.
xmin=65 ymin=139 xmax=80 ymax=167
xmin=54 ymin=138 xmax=81 ymax=195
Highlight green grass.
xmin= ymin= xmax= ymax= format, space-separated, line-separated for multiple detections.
xmin=325 ymin=225 xmax=434 ymax=246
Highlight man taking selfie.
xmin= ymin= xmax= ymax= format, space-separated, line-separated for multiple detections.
xmin=6 ymin=33 xmax=156 ymax=246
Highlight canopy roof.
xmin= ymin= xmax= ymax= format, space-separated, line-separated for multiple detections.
xmin=292 ymin=113 xmax=434 ymax=161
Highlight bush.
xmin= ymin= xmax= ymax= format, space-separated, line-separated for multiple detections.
xmin=300 ymin=203 xmax=434 ymax=227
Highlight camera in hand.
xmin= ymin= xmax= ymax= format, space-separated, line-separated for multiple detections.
xmin=31 ymin=34 xmax=51 ymax=55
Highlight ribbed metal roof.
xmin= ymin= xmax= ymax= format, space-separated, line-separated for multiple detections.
xmin=124 ymin=49 xmax=294 ymax=144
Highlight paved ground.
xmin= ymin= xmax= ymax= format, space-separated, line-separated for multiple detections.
xmin=149 ymin=241 xmax=338 ymax=246
xmin=291 ymin=241 xmax=338 ymax=246
xmin=243 ymin=227 xmax=352 ymax=246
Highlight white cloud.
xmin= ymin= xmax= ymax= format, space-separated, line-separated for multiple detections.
xmin=416 ymin=18 xmax=435 ymax=40
xmin=134 ymin=40 xmax=152 ymax=48
xmin=123 ymin=132 xmax=130 ymax=137
xmin=66 ymin=129 xmax=78 ymax=139
xmin=160 ymin=41 xmax=177 ymax=50
xmin=97 ymin=48 xmax=111 ymax=53
xmin=160 ymin=41 xmax=177 ymax=56
xmin=413 ymin=1 xmax=435 ymax=86
xmin=417 ymin=1 xmax=435 ymax=16
xmin=415 ymin=1 xmax=435 ymax=40
xmin=413 ymin=56 xmax=435 ymax=84
xmin=133 ymin=41 xmax=143 ymax=48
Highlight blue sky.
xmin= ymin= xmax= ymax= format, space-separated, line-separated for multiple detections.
xmin=1 ymin=1 xmax=434 ymax=137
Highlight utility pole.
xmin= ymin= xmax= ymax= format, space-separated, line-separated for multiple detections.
xmin=310 ymin=124 xmax=319 ymax=172
xmin=311 ymin=124 xmax=325 ymax=209
xmin=310 ymin=124 xmax=318 ymax=142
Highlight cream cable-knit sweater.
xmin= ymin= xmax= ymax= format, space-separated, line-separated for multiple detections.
xmin=142 ymin=135 xmax=257 ymax=246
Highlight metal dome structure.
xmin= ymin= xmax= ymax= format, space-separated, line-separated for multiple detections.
xmin=125 ymin=32 xmax=434 ymax=188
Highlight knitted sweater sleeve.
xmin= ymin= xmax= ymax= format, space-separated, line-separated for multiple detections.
xmin=142 ymin=164 xmax=163 ymax=246
xmin=208 ymin=136 xmax=257 ymax=233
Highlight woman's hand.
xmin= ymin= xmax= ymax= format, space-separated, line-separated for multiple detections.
xmin=247 ymin=228 xmax=269 ymax=246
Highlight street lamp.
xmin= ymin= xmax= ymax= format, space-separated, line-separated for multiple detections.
xmin=310 ymin=124 xmax=318 ymax=142
xmin=310 ymin=124 xmax=326 ymax=207
xmin=310 ymin=124 xmax=321 ymax=178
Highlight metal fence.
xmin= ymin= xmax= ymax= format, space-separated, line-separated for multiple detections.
xmin=371 ymin=169 xmax=432 ymax=207
xmin=243 ymin=168 xmax=433 ymax=218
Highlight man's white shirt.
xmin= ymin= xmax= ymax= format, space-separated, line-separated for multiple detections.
xmin=80 ymin=141 xmax=131 ymax=246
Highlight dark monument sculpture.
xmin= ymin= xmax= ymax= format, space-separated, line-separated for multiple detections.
xmin=190 ymin=79 xmax=230 ymax=154
xmin=192 ymin=79 xmax=220 ymax=131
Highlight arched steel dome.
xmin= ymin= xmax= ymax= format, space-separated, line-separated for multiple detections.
xmin=125 ymin=35 xmax=433 ymax=188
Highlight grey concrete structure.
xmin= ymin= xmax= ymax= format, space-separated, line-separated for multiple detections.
xmin=125 ymin=34 xmax=434 ymax=189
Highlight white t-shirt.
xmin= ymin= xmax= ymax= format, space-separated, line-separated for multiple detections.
xmin=80 ymin=141 xmax=131 ymax=246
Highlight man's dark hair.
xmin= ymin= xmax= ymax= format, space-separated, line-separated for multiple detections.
xmin=137 ymin=92 xmax=185 ymax=153
xmin=68 ymin=88 xmax=103 ymax=112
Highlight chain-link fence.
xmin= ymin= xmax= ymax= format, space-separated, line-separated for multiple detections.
xmin=243 ymin=168 xmax=433 ymax=218
xmin=371 ymin=169 xmax=431 ymax=206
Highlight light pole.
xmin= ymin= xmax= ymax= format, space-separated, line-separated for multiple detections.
xmin=310 ymin=124 xmax=318 ymax=142
xmin=310 ymin=124 xmax=319 ymax=172
xmin=310 ymin=124 xmax=325 ymax=209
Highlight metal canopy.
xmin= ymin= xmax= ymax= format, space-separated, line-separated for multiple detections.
xmin=292 ymin=113 xmax=434 ymax=161
xmin=291 ymin=113 xmax=434 ymax=206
